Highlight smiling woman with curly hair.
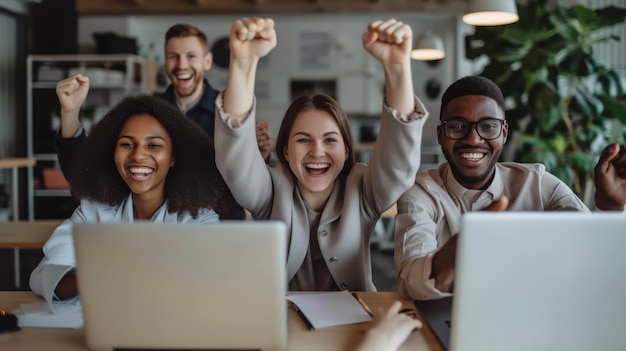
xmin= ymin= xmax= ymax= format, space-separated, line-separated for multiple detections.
xmin=30 ymin=89 xmax=235 ymax=309
xmin=68 ymin=94 xmax=232 ymax=218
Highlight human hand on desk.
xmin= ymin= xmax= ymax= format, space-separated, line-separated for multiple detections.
xmin=430 ymin=196 xmax=509 ymax=293
xmin=355 ymin=301 xmax=422 ymax=351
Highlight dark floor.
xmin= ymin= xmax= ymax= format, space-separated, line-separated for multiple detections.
xmin=0 ymin=246 xmax=397 ymax=292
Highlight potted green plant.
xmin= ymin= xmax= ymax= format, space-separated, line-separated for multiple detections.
xmin=466 ymin=0 xmax=626 ymax=206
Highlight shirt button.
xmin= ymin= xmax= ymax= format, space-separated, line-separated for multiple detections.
xmin=320 ymin=230 xmax=328 ymax=237
xmin=340 ymin=282 xmax=349 ymax=290
xmin=329 ymin=256 xmax=338 ymax=263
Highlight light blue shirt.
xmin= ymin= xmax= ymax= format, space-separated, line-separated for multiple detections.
xmin=29 ymin=194 xmax=219 ymax=310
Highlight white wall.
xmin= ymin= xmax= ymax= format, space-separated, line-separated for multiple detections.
xmin=79 ymin=13 xmax=471 ymax=147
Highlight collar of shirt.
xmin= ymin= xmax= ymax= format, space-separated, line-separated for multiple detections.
xmin=442 ymin=163 xmax=504 ymax=211
xmin=177 ymin=98 xmax=200 ymax=114
xmin=159 ymin=79 xmax=217 ymax=115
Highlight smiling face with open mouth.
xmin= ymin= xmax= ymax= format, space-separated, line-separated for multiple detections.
xmin=115 ymin=114 xmax=174 ymax=203
xmin=284 ymin=108 xmax=349 ymax=210
xmin=438 ymin=95 xmax=508 ymax=190
xmin=165 ymin=36 xmax=212 ymax=103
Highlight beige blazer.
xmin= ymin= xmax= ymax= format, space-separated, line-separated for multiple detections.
xmin=215 ymin=96 xmax=427 ymax=291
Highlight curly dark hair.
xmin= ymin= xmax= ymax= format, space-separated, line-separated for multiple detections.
xmin=440 ymin=76 xmax=505 ymax=118
xmin=68 ymin=95 xmax=233 ymax=218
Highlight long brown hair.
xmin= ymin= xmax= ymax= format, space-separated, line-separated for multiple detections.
xmin=275 ymin=94 xmax=356 ymax=178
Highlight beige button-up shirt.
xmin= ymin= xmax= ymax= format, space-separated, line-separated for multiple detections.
xmin=394 ymin=162 xmax=590 ymax=300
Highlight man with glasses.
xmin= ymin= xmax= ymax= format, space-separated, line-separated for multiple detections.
xmin=393 ymin=76 xmax=589 ymax=300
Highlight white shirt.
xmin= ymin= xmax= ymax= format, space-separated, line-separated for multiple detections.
xmin=29 ymin=194 xmax=219 ymax=310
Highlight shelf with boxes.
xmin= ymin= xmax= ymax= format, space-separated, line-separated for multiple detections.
xmin=26 ymin=54 xmax=149 ymax=219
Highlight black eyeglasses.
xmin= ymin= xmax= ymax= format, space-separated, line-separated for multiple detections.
xmin=439 ymin=118 xmax=506 ymax=140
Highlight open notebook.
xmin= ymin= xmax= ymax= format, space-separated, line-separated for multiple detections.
xmin=416 ymin=212 xmax=626 ymax=351
xmin=73 ymin=221 xmax=288 ymax=351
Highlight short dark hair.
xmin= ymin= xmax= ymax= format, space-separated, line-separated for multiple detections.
xmin=440 ymin=76 xmax=505 ymax=117
xmin=68 ymin=95 xmax=232 ymax=218
xmin=165 ymin=23 xmax=209 ymax=53
xmin=275 ymin=94 xmax=356 ymax=178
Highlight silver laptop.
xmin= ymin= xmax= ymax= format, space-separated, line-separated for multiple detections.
xmin=72 ymin=221 xmax=288 ymax=351
xmin=446 ymin=212 xmax=626 ymax=351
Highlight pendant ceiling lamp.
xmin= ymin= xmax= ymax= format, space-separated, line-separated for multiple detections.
xmin=462 ymin=0 xmax=519 ymax=26
xmin=410 ymin=31 xmax=445 ymax=61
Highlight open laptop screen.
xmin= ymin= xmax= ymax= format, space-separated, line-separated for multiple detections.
xmin=73 ymin=221 xmax=288 ymax=351
xmin=449 ymin=212 xmax=626 ymax=351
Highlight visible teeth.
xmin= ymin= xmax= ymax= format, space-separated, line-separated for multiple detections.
xmin=305 ymin=163 xmax=330 ymax=169
xmin=129 ymin=167 xmax=153 ymax=174
xmin=460 ymin=152 xmax=484 ymax=160
xmin=177 ymin=73 xmax=192 ymax=80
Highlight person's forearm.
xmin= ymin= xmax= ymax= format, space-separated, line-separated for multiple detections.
xmin=223 ymin=58 xmax=258 ymax=118
xmin=356 ymin=330 xmax=397 ymax=351
xmin=54 ymin=273 xmax=78 ymax=300
xmin=383 ymin=62 xmax=414 ymax=117
xmin=60 ymin=109 xmax=81 ymax=138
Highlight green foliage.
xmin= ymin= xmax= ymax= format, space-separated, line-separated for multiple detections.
xmin=467 ymin=0 xmax=626 ymax=205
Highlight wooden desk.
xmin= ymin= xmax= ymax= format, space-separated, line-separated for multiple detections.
xmin=0 ymin=291 xmax=443 ymax=351
xmin=0 ymin=220 xmax=62 ymax=249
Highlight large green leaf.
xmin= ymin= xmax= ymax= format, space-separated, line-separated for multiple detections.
xmin=574 ymin=90 xmax=605 ymax=117
xmin=527 ymin=82 xmax=559 ymax=113
xmin=550 ymin=135 xmax=570 ymax=155
xmin=539 ymin=106 xmax=562 ymax=131
xmin=560 ymin=49 xmax=595 ymax=76
xmin=596 ymin=70 xmax=626 ymax=97
xmin=599 ymin=96 xmax=626 ymax=124
xmin=571 ymin=89 xmax=594 ymax=117
xmin=588 ymin=131 xmax=608 ymax=154
xmin=566 ymin=151 xmax=598 ymax=174
xmin=550 ymin=13 xmax=579 ymax=41
xmin=593 ymin=6 xmax=626 ymax=28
